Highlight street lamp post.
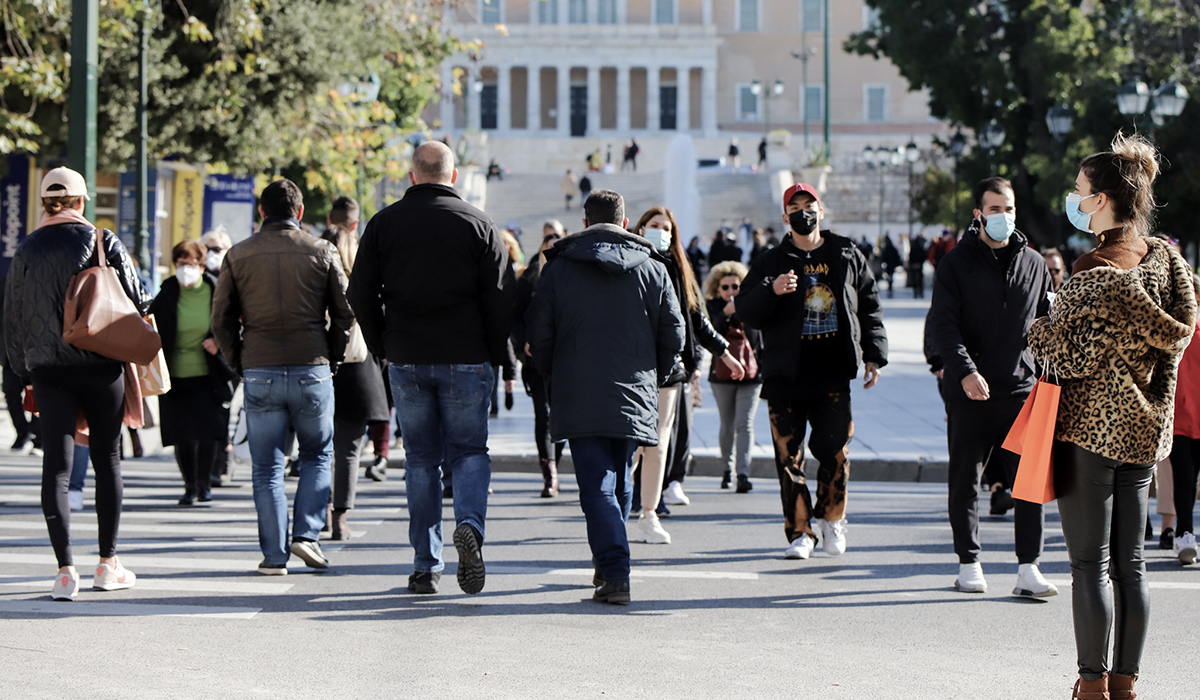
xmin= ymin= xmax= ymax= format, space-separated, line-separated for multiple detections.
xmin=1117 ymin=79 xmax=1189 ymax=135
xmin=750 ymin=79 xmax=785 ymax=134
xmin=864 ymin=145 xmax=901 ymax=241
xmin=338 ymin=74 xmax=383 ymax=227
xmin=949 ymin=130 xmax=968 ymax=231
xmin=904 ymin=140 xmax=919 ymax=239
xmin=69 ymin=0 xmax=99 ymax=218
xmin=134 ymin=0 xmax=151 ymax=272
xmin=792 ymin=46 xmax=817 ymax=151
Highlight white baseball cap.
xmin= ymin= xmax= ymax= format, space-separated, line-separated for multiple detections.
xmin=40 ymin=167 xmax=91 ymax=200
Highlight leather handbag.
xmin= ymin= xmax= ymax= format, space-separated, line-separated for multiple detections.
xmin=714 ymin=318 xmax=758 ymax=381
xmin=62 ymin=231 xmax=161 ymax=365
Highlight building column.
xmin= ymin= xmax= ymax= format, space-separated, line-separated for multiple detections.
xmin=527 ymin=66 xmax=540 ymax=131
xmin=440 ymin=63 xmax=454 ymax=131
xmin=587 ymin=0 xmax=598 ymax=24
xmin=586 ymin=67 xmax=600 ymax=137
xmin=468 ymin=67 xmax=483 ymax=131
xmin=646 ymin=66 xmax=660 ymax=133
xmin=558 ymin=0 xmax=568 ymax=24
xmin=618 ymin=0 xmax=627 ymax=24
xmin=701 ymin=64 xmax=718 ymax=137
xmin=557 ymin=64 xmax=571 ymax=136
xmin=677 ymin=67 xmax=690 ymax=132
xmin=617 ymin=65 xmax=631 ymax=133
xmin=702 ymin=0 xmax=713 ymax=25
xmin=498 ymin=64 xmax=511 ymax=133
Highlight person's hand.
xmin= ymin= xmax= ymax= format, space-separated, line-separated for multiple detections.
xmin=202 ymin=338 xmax=219 ymax=355
xmin=720 ymin=352 xmax=746 ymax=381
xmin=524 ymin=342 xmax=532 ymax=359
xmin=723 ymin=299 xmax=737 ymax=316
xmin=863 ymin=362 xmax=881 ymax=389
xmin=934 ymin=369 xmax=944 ymax=379
xmin=961 ymin=372 xmax=990 ymax=401
xmin=772 ymin=270 xmax=799 ymax=295
xmin=504 ymin=379 xmax=515 ymax=394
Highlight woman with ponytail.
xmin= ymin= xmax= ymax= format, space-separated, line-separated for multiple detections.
xmin=1028 ymin=133 xmax=1197 ymax=699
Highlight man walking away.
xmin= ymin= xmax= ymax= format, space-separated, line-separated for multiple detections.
xmin=212 ymin=179 xmax=354 ymax=575
xmin=929 ymin=176 xmax=1055 ymax=597
xmin=526 ymin=189 xmax=686 ymax=605
xmin=757 ymin=137 xmax=768 ymax=169
xmin=348 ymin=141 xmax=512 ymax=596
xmin=736 ymin=183 xmax=887 ymax=561
xmin=908 ymin=233 xmax=928 ymax=298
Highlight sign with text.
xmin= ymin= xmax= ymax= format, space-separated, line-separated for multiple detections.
xmin=171 ymin=169 xmax=204 ymax=247
xmin=203 ymin=174 xmax=256 ymax=244
xmin=118 ymin=170 xmax=157 ymax=252
xmin=0 ymin=154 xmax=33 ymax=280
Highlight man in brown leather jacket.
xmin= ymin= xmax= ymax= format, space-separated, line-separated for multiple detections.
xmin=212 ymin=179 xmax=355 ymax=576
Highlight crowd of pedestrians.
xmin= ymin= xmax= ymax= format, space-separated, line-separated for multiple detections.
xmin=4 ymin=130 xmax=1199 ymax=698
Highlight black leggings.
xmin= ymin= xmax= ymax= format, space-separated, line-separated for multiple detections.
xmin=332 ymin=417 xmax=367 ymax=510
xmin=32 ymin=364 xmax=125 ymax=569
xmin=1054 ymin=440 xmax=1153 ymax=681
xmin=1170 ymin=435 xmax=1200 ymax=535
xmin=524 ymin=363 xmax=563 ymax=463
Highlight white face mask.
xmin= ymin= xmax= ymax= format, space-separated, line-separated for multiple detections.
xmin=176 ymin=265 xmax=202 ymax=288
xmin=644 ymin=226 xmax=672 ymax=253
xmin=206 ymin=250 xmax=225 ymax=272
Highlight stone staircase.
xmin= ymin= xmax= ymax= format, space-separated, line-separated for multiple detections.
xmin=484 ymin=172 xmax=778 ymax=254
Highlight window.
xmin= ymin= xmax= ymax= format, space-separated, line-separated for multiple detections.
xmin=737 ymin=84 xmax=760 ymax=121
xmin=738 ymin=0 xmax=759 ymax=31
xmin=863 ymin=5 xmax=882 ymax=30
xmin=802 ymin=85 xmax=823 ymax=122
xmin=569 ymin=0 xmax=587 ymax=23
xmin=865 ymin=85 xmax=888 ymax=122
xmin=655 ymin=0 xmax=675 ymax=24
xmin=598 ymin=0 xmax=616 ymax=23
xmin=480 ymin=0 xmax=501 ymax=23
xmin=802 ymin=0 xmax=822 ymax=32
xmin=537 ymin=0 xmax=558 ymax=23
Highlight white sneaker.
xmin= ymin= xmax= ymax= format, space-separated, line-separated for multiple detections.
xmin=51 ymin=570 xmax=79 ymax=601
xmin=67 ymin=489 xmax=83 ymax=512
xmin=662 ymin=481 xmax=690 ymax=506
xmin=633 ymin=512 xmax=671 ymax=544
xmin=93 ymin=557 xmax=136 ymax=591
xmin=784 ymin=534 xmax=816 ymax=560
xmin=1175 ymin=531 xmax=1198 ymax=565
xmin=955 ymin=562 xmax=987 ymax=593
xmin=1013 ymin=563 xmax=1058 ymax=598
xmin=818 ymin=518 xmax=847 ymax=556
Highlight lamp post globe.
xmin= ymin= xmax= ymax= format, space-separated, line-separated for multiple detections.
xmin=979 ymin=121 xmax=1006 ymax=150
xmin=949 ymin=130 xmax=967 ymax=157
xmin=1117 ymin=80 xmax=1151 ymax=116
xmin=1152 ymin=80 xmax=1189 ymax=118
xmin=863 ymin=144 xmax=876 ymax=166
xmin=773 ymin=79 xmax=785 ymax=96
xmin=905 ymin=140 xmax=920 ymax=163
xmin=750 ymin=79 xmax=762 ymax=96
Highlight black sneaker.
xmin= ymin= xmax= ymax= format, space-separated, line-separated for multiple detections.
xmin=407 ymin=571 xmax=440 ymax=594
xmin=1160 ymin=527 xmax=1175 ymax=551
xmin=720 ymin=471 xmax=732 ymax=490
xmin=990 ymin=488 xmax=1014 ymax=516
xmin=10 ymin=433 xmax=30 ymax=452
xmin=593 ymin=580 xmax=631 ymax=605
xmin=177 ymin=490 xmax=196 ymax=506
xmin=453 ymin=523 xmax=486 ymax=595
xmin=593 ymin=569 xmax=604 ymax=588
xmin=736 ymin=476 xmax=753 ymax=493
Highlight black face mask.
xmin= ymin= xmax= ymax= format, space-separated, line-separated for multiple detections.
xmin=788 ymin=209 xmax=819 ymax=235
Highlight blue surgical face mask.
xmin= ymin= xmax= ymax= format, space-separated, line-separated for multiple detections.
xmin=644 ymin=226 xmax=672 ymax=253
xmin=1065 ymin=193 xmax=1097 ymax=232
xmin=983 ymin=212 xmax=1016 ymax=242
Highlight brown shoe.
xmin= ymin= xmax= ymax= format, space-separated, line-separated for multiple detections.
xmin=1108 ymin=674 xmax=1136 ymax=700
xmin=330 ymin=508 xmax=352 ymax=541
xmin=1073 ymin=675 xmax=1109 ymax=700
xmin=539 ymin=459 xmax=559 ymax=498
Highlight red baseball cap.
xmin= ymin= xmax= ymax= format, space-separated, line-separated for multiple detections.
xmin=782 ymin=182 xmax=821 ymax=210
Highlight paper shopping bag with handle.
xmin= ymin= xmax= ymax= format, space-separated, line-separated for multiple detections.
xmin=1003 ymin=377 xmax=1060 ymax=504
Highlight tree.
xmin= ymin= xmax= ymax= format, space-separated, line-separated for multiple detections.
xmin=849 ymin=0 xmax=1200 ymax=249
xmin=0 ymin=0 xmax=69 ymax=153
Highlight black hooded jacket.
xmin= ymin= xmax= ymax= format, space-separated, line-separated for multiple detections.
xmin=928 ymin=225 xmax=1051 ymax=402
xmin=526 ymin=225 xmax=686 ymax=445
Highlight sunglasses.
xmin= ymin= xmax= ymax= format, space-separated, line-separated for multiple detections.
xmin=1048 ymin=268 xmax=1063 ymax=274
xmin=721 ymin=283 xmax=740 ymax=291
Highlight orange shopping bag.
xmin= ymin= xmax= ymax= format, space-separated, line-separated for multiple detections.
xmin=1002 ymin=377 xmax=1060 ymax=504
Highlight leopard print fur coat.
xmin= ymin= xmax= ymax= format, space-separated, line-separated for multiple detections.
xmin=1026 ymin=237 xmax=1197 ymax=464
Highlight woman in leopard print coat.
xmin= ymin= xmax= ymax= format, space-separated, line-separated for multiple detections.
xmin=1027 ymin=134 xmax=1197 ymax=700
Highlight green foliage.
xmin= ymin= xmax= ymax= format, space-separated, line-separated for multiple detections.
xmin=911 ymin=165 xmax=972 ymax=229
xmin=0 ymin=0 xmax=69 ymax=153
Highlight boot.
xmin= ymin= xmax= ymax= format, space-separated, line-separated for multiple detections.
xmin=321 ymin=503 xmax=332 ymax=533
xmin=330 ymin=508 xmax=352 ymax=541
xmin=540 ymin=458 xmax=559 ymax=498
xmin=1108 ymin=674 xmax=1136 ymax=700
xmin=1072 ymin=675 xmax=1109 ymax=700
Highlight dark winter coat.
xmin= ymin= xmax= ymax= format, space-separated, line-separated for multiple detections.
xmin=347 ymin=183 xmax=512 ymax=367
xmin=706 ymin=297 xmax=763 ymax=384
xmin=334 ymin=355 xmax=391 ymax=424
xmin=929 ymin=226 xmax=1052 ymax=403
xmin=735 ymin=232 xmax=888 ymax=381
xmin=5 ymin=223 xmax=152 ymax=382
xmin=663 ymin=257 xmax=728 ymax=386
xmin=149 ymin=272 xmax=239 ymax=403
xmin=526 ymin=224 xmax=686 ymax=445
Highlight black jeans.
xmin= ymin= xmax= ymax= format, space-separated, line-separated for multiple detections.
xmin=1054 ymin=440 xmax=1153 ymax=681
xmin=1170 ymin=435 xmax=1200 ymax=535
xmin=175 ymin=440 xmax=218 ymax=495
xmin=523 ymin=363 xmax=563 ymax=463
xmin=767 ymin=392 xmax=853 ymax=544
xmin=31 ymin=364 xmax=125 ymax=568
xmin=332 ymin=417 xmax=368 ymax=510
xmin=946 ymin=397 xmax=1045 ymax=564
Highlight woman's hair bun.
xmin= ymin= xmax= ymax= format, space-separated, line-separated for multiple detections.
xmin=1110 ymin=131 xmax=1160 ymax=185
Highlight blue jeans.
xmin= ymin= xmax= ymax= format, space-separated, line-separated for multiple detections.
xmin=390 ymin=363 xmax=493 ymax=574
xmin=243 ymin=365 xmax=334 ymax=565
xmin=69 ymin=444 xmax=89 ymax=492
xmin=569 ymin=437 xmax=638 ymax=584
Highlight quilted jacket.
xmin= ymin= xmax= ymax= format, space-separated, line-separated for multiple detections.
xmin=4 ymin=223 xmax=152 ymax=382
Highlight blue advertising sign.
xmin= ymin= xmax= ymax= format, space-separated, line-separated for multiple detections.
xmin=0 ymin=154 xmax=32 ymax=280
xmin=117 ymin=169 xmax=157 ymax=252
xmin=203 ymin=174 xmax=256 ymax=243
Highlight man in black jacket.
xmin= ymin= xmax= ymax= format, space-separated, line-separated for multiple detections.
xmin=526 ymin=190 xmax=686 ymax=604
xmin=929 ymin=176 xmax=1055 ymax=598
xmin=348 ymin=141 xmax=511 ymax=596
xmin=737 ymin=183 xmax=887 ymax=561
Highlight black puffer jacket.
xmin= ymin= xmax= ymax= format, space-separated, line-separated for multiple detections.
xmin=663 ymin=256 xmax=728 ymax=386
xmin=526 ymin=225 xmax=686 ymax=445
xmin=735 ymin=232 xmax=887 ymax=381
xmin=4 ymin=223 xmax=152 ymax=381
